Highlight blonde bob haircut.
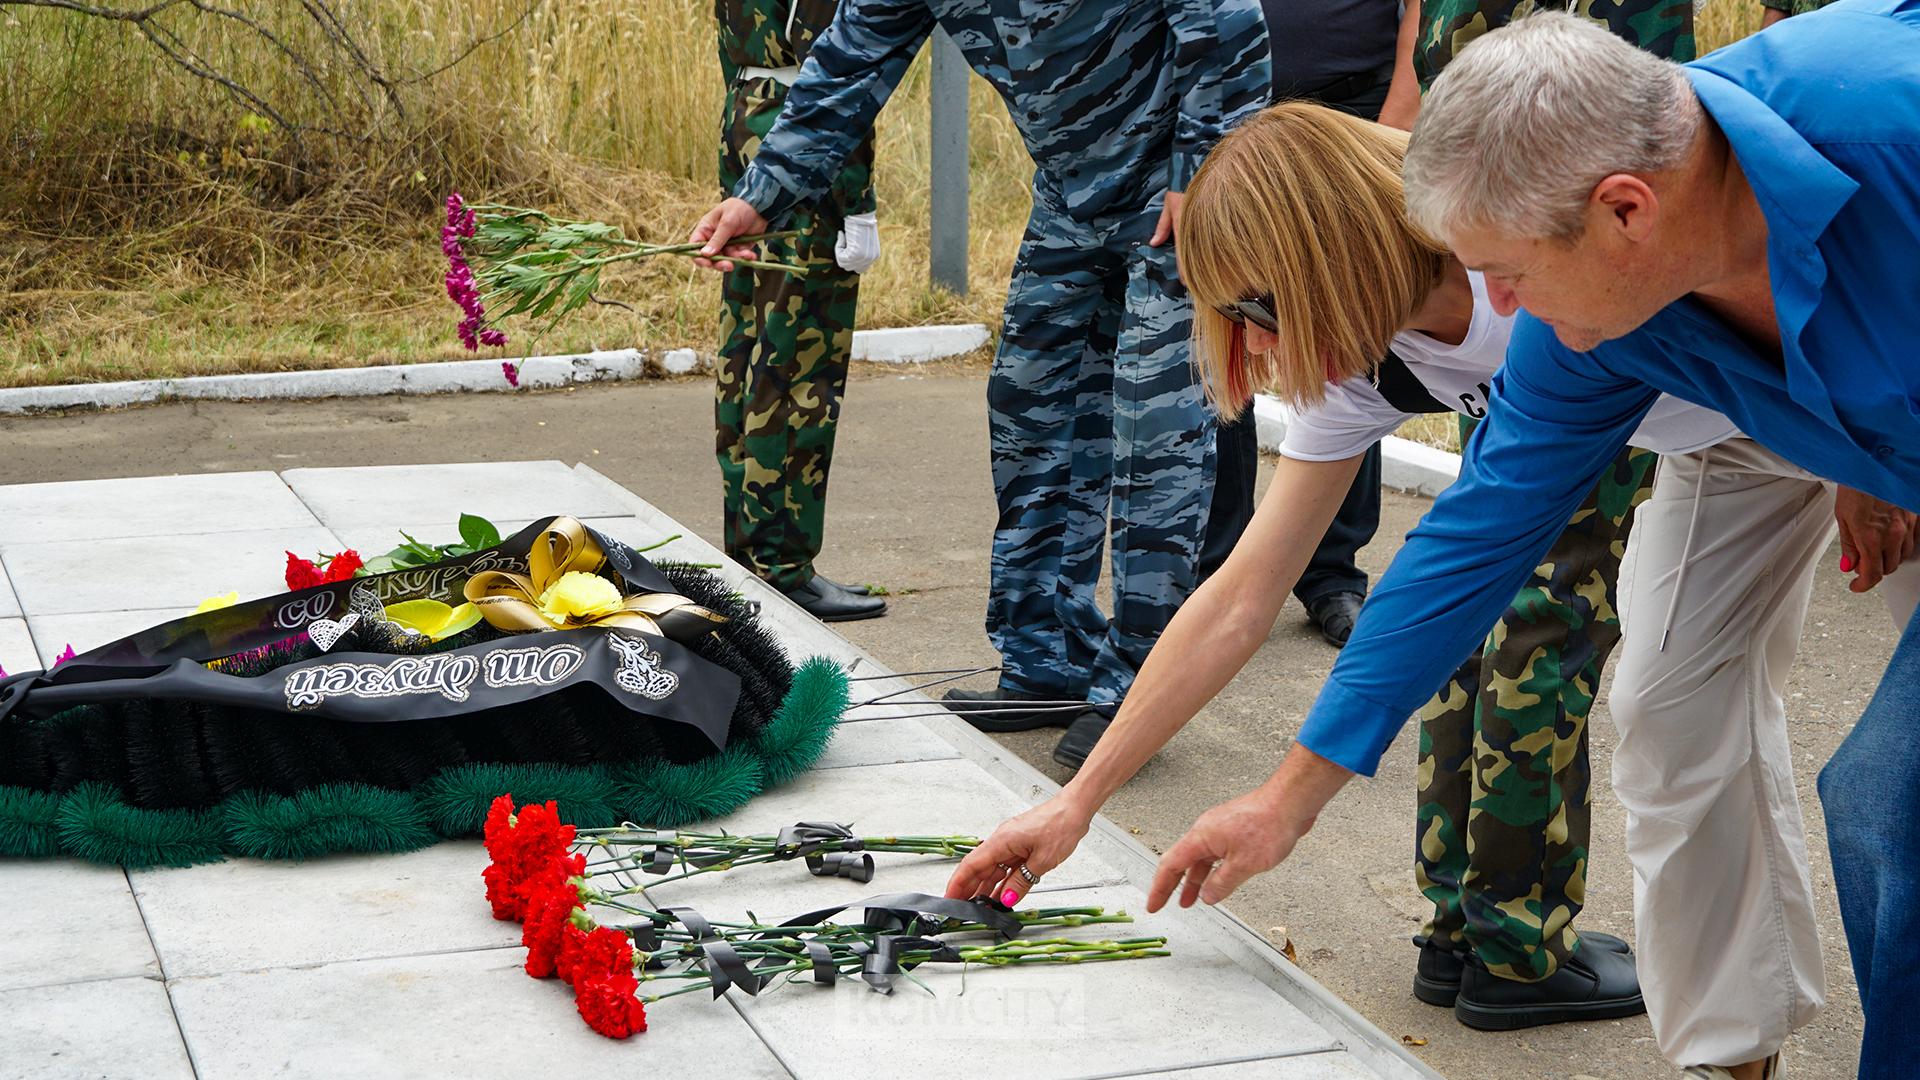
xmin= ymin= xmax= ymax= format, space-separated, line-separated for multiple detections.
xmin=1178 ymin=102 xmax=1449 ymax=418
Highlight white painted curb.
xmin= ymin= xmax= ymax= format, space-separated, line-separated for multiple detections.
xmin=0 ymin=323 xmax=993 ymax=415
xmin=1252 ymin=394 xmax=1461 ymax=498
xmin=850 ymin=323 xmax=990 ymax=363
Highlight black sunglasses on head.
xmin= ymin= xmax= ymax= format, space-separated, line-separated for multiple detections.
xmin=1217 ymin=293 xmax=1277 ymax=332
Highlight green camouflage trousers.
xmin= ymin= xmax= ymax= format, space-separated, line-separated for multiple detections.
xmin=1415 ymin=416 xmax=1657 ymax=981
xmin=715 ymin=67 xmax=871 ymax=591
xmin=1414 ymin=0 xmax=1695 ymax=87
xmin=715 ymin=226 xmax=859 ymax=591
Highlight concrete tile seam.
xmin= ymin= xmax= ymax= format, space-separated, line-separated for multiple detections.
xmin=126 ymin=865 xmax=206 ymax=1080
xmin=0 ymin=969 xmax=170 ymax=994
xmin=722 ymin=992 xmax=804 ymax=1080
xmin=0 ymin=549 xmax=24 ymax=618
xmin=157 ymin=942 xmax=527 ymax=984
xmin=1062 ymin=1045 xmax=1351 ymax=1080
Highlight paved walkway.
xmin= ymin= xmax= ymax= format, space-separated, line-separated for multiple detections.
xmin=0 ymin=461 xmax=1432 ymax=1080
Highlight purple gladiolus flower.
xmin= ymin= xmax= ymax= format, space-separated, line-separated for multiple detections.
xmin=499 ymin=361 xmax=518 ymax=388
xmin=442 ymin=192 xmax=504 ymax=351
xmin=53 ymin=644 xmax=75 ymax=667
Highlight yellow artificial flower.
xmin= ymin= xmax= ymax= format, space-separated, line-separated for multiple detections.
xmin=195 ymin=591 xmax=240 ymax=613
xmin=536 ymin=571 xmax=624 ymax=623
xmin=383 ymin=599 xmax=483 ymax=641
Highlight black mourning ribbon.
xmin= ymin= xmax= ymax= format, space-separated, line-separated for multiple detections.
xmin=659 ymin=892 xmax=1018 ymax=999
xmin=772 ymin=821 xmax=875 ymax=883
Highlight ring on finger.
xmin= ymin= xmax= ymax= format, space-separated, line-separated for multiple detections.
xmin=1017 ymin=864 xmax=1039 ymax=885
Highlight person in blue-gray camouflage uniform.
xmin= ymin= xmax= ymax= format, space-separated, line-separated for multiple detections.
xmin=690 ymin=0 xmax=1271 ymax=769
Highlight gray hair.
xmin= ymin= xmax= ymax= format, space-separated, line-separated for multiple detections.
xmin=1404 ymin=12 xmax=1702 ymax=241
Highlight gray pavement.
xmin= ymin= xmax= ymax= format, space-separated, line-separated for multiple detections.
xmin=0 ymin=367 xmax=1892 ymax=1079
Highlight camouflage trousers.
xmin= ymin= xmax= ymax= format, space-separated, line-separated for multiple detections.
xmin=988 ymin=179 xmax=1212 ymax=705
xmin=715 ymin=223 xmax=860 ymax=591
xmin=1415 ymin=416 xmax=1657 ymax=981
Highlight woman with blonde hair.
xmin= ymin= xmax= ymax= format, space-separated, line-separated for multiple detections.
xmin=959 ymin=100 xmax=1740 ymax=1031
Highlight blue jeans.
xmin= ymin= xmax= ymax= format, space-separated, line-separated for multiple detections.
xmin=1818 ymin=610 xmax=1920 ymax=1080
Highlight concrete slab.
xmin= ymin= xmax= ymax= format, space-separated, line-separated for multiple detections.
xmin=807 ymin=716 xmax=964 ymax=771
xmin=25 ymin=607 xmax=196 ymax=666
xmin=599 ymin=758 xmax=1127 ymax=929
xmin=0 ymin=616 xmax=37 ymax=674
xmin=131 ymin=840 xmax=517 ymax=978
xmin=166 ymin=947 xmax=790 ymax=1080
xmin=0 ymin=976 xmax=194 ymax=1080
xmin=5 ymin=527 xmax=342 ymax=616
xmin=1145 ymin=1054 xmax=1380 ymax=1079
xmin=0 ymin=861 xmax=159 ymax=992
xmin=282 ymin=461 xmax=628 ymax=530
xmin=733 ymin=883 xmax=1339 ymax=1080
xmin=0 ymin=554 xmax=19 ymax=618
xmin=0 ymin=471 xmax=316 ymax=544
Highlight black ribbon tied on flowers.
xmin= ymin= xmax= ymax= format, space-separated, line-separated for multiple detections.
xmin=774 ymin=821 xmax=874 ymax=883
xmin=662 ymin=892 xmax=1019 ymax=1000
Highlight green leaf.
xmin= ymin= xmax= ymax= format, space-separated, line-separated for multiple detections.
xmin=458 ymin=513 xmax=502 ymax=550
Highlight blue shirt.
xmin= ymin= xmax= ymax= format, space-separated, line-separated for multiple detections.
xmin=1298 ymin=0 xmax=1920 ymax=776
xmin=732 ymin=0 xmax=1271 ymax=225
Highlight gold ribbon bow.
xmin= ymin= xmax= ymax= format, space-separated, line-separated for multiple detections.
xmin=462 ymin=517 xmax=727 ymax=642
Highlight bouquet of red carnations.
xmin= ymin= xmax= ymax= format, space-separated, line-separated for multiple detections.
xmin=482 ymin=795 xmax=1171 ymax=1039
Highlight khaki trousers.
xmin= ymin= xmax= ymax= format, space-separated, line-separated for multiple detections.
xmin=1612 ymin=437 xmax=1916 ymax=1067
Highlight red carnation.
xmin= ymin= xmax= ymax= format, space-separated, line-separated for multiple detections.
xmin=522 ymin=877 xmax=582 ymax=978
xmin=285 ymin=552 xmax=323 ymax=591
xmin=575 ymin=968 xmax=648 ymax=1039
xmin=571 ymin=926 xmax=634 ymax=984
xmin=322 ymin=549 xmax=364 ymax=582
xmin=480 ymin=796 xmax=582 ymax=923
xmin=556 ymin=922 xmax=592 ymax=985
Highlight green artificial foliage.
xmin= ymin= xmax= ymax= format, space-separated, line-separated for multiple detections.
xmin=223 ymin=786 xmax=439 ymax=860
xmin=753 ymin=656 xmax=849 ymax=788
xmin=416 ymin=762 xmax=621 ymax=837
xmin=614 ymin=741 xmax=766 ymax=827
xmin=0 ymin=787 xmax=62 ymax=857
xmin=1 ymin=660 xmax=851 ymax=866
xmin=54 ymin=783 xmax=226 ymax=868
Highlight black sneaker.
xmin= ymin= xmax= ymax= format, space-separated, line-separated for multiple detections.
xmin=1454 ymin=938 xmax=1645 ymax=1030
xmin=1305 ymin=591 xmax=1365 ymax=648
xmin=941 ymin=687 xmax=1082 ymax=732
xmin=1414 ymin=931 xmax=1630 ymax=1007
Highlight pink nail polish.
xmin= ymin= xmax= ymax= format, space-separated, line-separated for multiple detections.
xmin=1841 ymin=554 xmax=1856 ymax=573
xmin=1000 ymin=889 xmax=1018 ymax=907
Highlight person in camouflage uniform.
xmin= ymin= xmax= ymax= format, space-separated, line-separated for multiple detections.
xmin=1413 ymin=0 xmax=1694 ymax=84
xmin=714 ymin=0 xmax=886 ymax=622
xmin=1414 ymin=430 xmax=1656 ymax=991
xmin=1397 ymin=3 xmax=1688 ymax=1025
xmin=690 ymin=0 xmax=1271 ymax=757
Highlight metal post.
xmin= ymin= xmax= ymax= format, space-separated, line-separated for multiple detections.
xmin=928 ymin=28 xmax=970 ymax=296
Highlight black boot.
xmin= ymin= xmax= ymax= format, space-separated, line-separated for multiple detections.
xmin=941 ymin=687 xmax=1082 ymax=732
xmin=1305 ymin=591 xmax=1365 ymax=648
xmin=1453 ymin=937 xmax=1645 ymax=1030
xmin=779 ymin=575 xmax=887 ymax=622
xmin=1413 ymin=931 xmax=1631 ymax=1007
xmin=1051 ymin=708 xmax=1112 ymax=770
xmin=813 ymin=574 xmax=872 ymax=596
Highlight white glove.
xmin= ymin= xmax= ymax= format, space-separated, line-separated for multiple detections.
xmin=835 ymin=212 xmax=881 ymax=273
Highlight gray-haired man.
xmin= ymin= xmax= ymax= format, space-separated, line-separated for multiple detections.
xmin=1134 ymin=6 xmax=1920 ymax=1079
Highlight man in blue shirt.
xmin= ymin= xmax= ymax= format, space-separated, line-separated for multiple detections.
xmin=1140 ymin=6 xmax=1920 ymax=1078
xmin=690 ymin=2 xmax=1271 ymax=750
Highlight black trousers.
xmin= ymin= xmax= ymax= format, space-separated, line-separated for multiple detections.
xmin=1198 ymin=78 xmax=1388 ymax=601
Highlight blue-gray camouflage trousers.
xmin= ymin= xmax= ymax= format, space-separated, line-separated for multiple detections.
xmin=987 ymin=179 xmax=1212 ymax=707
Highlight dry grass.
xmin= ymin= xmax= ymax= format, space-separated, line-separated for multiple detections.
xmin=0 ymin=0 xmax=1031 ymax=386
xmin=0 ymin=0 xmax=1763 ymax=390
